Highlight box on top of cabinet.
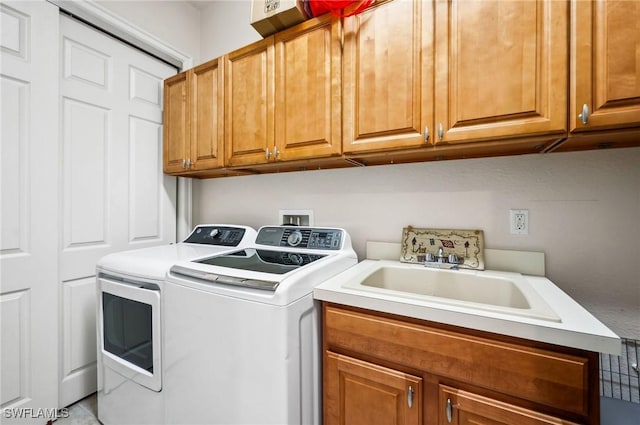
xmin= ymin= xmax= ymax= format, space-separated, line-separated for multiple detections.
xmin=251 ymin=0 xmax=309 ymax=37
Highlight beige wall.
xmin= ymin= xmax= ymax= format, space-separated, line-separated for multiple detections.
xmin=199 ymin=0 xmax=261 ymax=62
xmin=193 ymin=148 xmax=640 ymax=340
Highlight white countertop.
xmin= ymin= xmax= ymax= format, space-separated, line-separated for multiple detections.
xmin=314 ymin=259 xmax=621 ymax=355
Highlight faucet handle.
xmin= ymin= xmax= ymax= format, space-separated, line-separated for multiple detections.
xmin=448 ymin=254 xmax=459 ymax=264
xmin=425 ymin=253 xmax=435 ymax=262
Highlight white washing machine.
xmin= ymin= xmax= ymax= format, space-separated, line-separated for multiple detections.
xmin=164 ymin=226 xmax=358 ymax=425
xmin=96 ymin=224 xmax=256 ymax=425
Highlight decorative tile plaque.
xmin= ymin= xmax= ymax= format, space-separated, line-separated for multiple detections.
xmin=400 ymin=226 xmax=485 ymax=270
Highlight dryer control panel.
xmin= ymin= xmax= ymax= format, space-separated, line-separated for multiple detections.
xmin=183 ymin=226 xmax=247 ymax=246
xmin=256 ymin=226 xmax=343 ymax=250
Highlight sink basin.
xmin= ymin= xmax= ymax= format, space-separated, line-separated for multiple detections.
xmin=342 ymin=263 xmax=561 ymax=322
xmin=361 ymin=266 xmax=530 ymax=308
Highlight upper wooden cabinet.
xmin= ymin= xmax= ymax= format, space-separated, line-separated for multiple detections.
xmin=342 ymin=0 xmax=433 ymax=154
xmin=189 ymin=59 xmax=225 ymax=171
xmin=274 ymin=15 xmax=342 ymax=160
xmin=163 ymin=0 xmax=639 ymax=178
xmin=163 ymin=59 xmax=225 ymax=175
xmin=163 ymin=71 xmax=189 ymax=174
xmin=225 ymin=14 xmax=341 ymax=167
xmin=570 ymin=0 xmax=640 ymax=133
xmin=343 ymin=0 xmax=567 ymax=155
xmin=435 ymin=0 xmax=568 ymax=145
xmin=224 ymin=37 xmax=275 ymax=167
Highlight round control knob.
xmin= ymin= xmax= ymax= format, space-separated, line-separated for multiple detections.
xmin=209 ymin=229 xmax=219 ymax=238
xmin=287 ymin=230 xmax=303 ymax=247
xmin=288 ymin=253 xmax=303 ymax=265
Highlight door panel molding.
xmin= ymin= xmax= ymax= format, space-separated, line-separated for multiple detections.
xmin=0 ymin=290 xmax=31 ymax=407
xmin=0 ymin=75 xmax=30 ymax=256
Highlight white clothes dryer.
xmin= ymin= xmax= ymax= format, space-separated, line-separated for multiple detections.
xmin=164 ymin=226 xmax=358 ymax=424
xmin=96 ymin=224 xmax=256 ymax=425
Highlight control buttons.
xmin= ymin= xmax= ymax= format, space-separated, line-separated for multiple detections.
xmin=209 ymin=229 xmax=219 ymax=238
xmin=287 ymin=230 xmax=303 ymax=247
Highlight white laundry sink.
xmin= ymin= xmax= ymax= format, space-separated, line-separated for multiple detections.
xmin=341 ymin=262 xmax=561 ymax=322
xmin=314 ymin=259 xmax=621 ymax=355
xmin=358 ymin=265 xmax=530 ymax=308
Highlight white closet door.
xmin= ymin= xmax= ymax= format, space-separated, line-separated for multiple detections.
xmin=58 ymin=15 xmax=177 ymax=406
xmin=0 ymin=1 xmax=60 ymax=423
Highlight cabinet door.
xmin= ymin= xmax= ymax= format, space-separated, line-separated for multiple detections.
xmin=439 ymin=385 xmax=581 ymax=425
xmin=342 ymin=0 xmax=434 ymax=153
xmin=434 ymin=0 xmax=567 ymax=144
xmin=571 ymin=0 xmax=640 ymax=133
xmin=274 ymin=15 xmax=342 ymax=160
xmin=190 ymin=59 xmax=224 ymax=170
xmin=325 ymin=351 xmax=421 ymax=425
xmin=225 ymin=37 xmax=275 ymax=166
xmin=163 ymin=71 xmax=189 ymax=173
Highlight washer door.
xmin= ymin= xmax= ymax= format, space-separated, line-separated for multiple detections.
xmin=99 ymin=275 xmax=162 ymax=391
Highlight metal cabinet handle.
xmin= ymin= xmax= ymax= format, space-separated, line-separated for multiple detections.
xmin=424 ymin=126 xmax=430 ymax=142
xmin=265 ymin=148 xmax=271 ymax=160
xmin=273 ymin=146 xmax=280 ymax=159
xmin=579 ymin=103 xmax=590 ymax=125
xmin=446 ymin=398 xmax=453 ymax=423
xmin=438 ymin=123 xmax=444 ymax=142
xmin=186 ymin=159 xmax=192 ymax=168
xmin=407 ymin=386 xmax=414 ymax=408
xmin=182 ymin=159 xmax=187 ymax=169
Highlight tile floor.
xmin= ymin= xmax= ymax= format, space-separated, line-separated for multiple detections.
xmin=56 ymin=393 xmax=99 ymax=425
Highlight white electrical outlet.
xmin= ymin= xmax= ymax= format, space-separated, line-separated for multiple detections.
xmin=510 ymin=209 xmax=529 ymax=235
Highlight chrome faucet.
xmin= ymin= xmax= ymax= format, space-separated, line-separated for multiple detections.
xmin=437 ymin=247 xmax=445 ymax=263
xmin=424 ymin=246 xmax=460 ymax=270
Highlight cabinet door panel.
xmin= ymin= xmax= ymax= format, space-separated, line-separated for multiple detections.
xmin=275 ymin=15 xmax=341 ymax=160
xmin=225 ymin=38 xmax=274 ymax=166
xmin=571 ymin=0 xmax=640 ymax=132
xmin=191 ymin=59 xmax=224 ymax=170
xmin=163 ymin=72 xmax=189 ymax=173
xmin=439 ymin=385 xmax=581 ymax=425
xmin=325 ymin=351 xmax=421 ymax=425
xmin=435 ymin=0 xmax=567 ymax=143
xmin=343 ymin=0 xmax=433 ymax=153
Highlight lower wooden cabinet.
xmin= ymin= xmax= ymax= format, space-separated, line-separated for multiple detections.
xmin=325 ymin=351 xmax=422 ymax=425
xmin=439 ymin=385 xmax=580 ymax=425
xmin=322 ymin=303 xmax=600 ymax=425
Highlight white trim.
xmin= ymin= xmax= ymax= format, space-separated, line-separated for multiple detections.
xmin=48 ymin=0 xmax=193 ymax=69
xmin=48 ymin=0 xmax=194 ymax=240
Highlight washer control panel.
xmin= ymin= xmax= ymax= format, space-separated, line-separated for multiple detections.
xmin=183 ymin=226 xmax=247 ymax=246
xmin=256 ymin=226 xmax=343 ymax=250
